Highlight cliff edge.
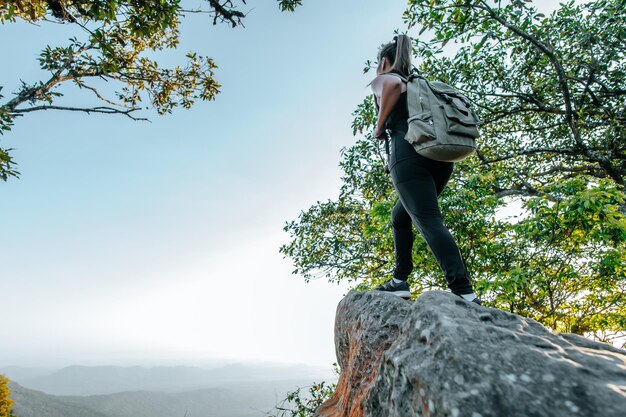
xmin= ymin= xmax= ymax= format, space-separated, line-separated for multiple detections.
xmin=315 ymin=290 xmax=626 ymax=417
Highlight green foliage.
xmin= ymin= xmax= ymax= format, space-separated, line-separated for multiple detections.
xmin=268 ymin=381 xmax=336 ymax=417
xmin=484 ymin=177 xmax=626 ymax=336
xmin=0 ymin=0 xmax=302 ymax=181
xmin=0 ymin=375 xmax=14 ymax=417
xmin=268 ymin=363 xmax=339 ymax=417
xmin=0 ymin=89 xmax=19 ymax=181
xmin=280 ymin=0 xmax=626 ymax=345
xmin=278 ymin=0 xmax=303 ymax=12
xmin=401 ymin=0 xmax=626 ymax=189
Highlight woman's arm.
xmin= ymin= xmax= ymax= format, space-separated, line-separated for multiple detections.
xmin=371 ymin=74 xmax=403 ymax=140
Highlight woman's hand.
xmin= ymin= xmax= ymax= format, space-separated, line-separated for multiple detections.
xmin=374 ymin=127 xmax=388 ymax=141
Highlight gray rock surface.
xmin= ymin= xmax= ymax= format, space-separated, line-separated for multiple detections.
xmin=316 ymin=290 xmax=626 ymax=417
xmin=316 ymin=290 xmax=410 ymax=417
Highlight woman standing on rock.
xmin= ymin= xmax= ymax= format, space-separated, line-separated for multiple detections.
xmin=370 ymin=34 xmax=481 ymax=305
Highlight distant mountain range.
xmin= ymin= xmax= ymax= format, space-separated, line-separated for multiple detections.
xmin=2 ymin=363 xmax=337 ymax=417
xmin=8 ymin=383 xmax=109 ymax=417
xmin=1 ymin=362 xmax=334 ymax=395
xmin=9 ymin=379 xmax=324 ymax=417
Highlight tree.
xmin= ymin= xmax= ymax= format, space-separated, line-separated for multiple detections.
xmin=267 ymin=381 xmax=337 ymax=417
xmin=0 ymin=0 xmax=303 ymax=180
xmin=280 ymin=0 xmax=626 ymax=345
xmin=0 ymin=375 xmax=14 ymax=417
xmin=403 ymin=0 xmax=626 ymax=193
xmin=268 ymin=363 xmax=339 ymax=417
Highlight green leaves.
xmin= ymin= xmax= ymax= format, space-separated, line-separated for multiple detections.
xmin=0 ymin=0 xmax=303 ymax=180
xmin=278 ymin=0 xmax=303 ymax=12
xmin=0 ymin=0 xmax=46 ymax=23
xmin=0 ymin=88 xmax=18 ymax=180
xmin=269 ymin=374 xmax=338 ymax=417
xmin=280 ymin=0 xmax=626 ymax=346
xmin=0 ymin=146 xmax=20 ymax=181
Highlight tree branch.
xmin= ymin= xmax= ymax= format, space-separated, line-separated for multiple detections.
xmin=1 ymin=43 xmax=94 ymax=112
xmin=74 ymin=80 xmax=130 ymax=108
xmin=477 ymin=106 xmax=566 ymax=124
xmin=476 ymin=1 xmax=580 ymax=146
xmin=476 ymin=146 xmax=579 ymax=164
xmin=12 ymin=105 xmax=149 ymax=121
xmin=207 ymin=0 xmax=248 ymax=27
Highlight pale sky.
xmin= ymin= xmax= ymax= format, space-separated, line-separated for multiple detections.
xmin=0 ymin=0 xmax=409 ymax=369
xmin=0 ymin=0 xmax=567 ymax=370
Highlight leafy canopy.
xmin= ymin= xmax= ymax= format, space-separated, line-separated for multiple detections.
xmin=280 ymin=0 xmax=626 ymax=345
xmin=0 ymin=0 xmax=303 ymax=180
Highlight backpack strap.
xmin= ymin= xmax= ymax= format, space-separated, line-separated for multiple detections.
xmin=407 ymin=77 xmax=423 ymax=116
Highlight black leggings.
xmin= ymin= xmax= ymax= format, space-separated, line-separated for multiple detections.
xmin=390 ymin=155 xmax=474 ymax=295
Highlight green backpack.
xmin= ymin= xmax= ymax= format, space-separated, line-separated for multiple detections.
xmin=387 ymin=71 xmax=481 ymax=163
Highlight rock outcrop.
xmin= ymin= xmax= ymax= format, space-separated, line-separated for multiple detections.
xmin=315 ymin=290 xmax=626 ymax=417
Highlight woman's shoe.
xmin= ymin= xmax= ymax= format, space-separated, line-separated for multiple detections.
xmin=374 ymin=278 xmax=411 ymax=299
xmin=454 ymin=292 xmax=483 ymax=306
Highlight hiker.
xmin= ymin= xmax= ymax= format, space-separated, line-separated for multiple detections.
xmin=370 ymin=34 xmax=481 ymax=305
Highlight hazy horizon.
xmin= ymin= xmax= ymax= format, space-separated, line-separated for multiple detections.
xmin=4 ymin=362 xmax=339 ymax=417
xmin=0 ymin=355 xmax=337 ymax=370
